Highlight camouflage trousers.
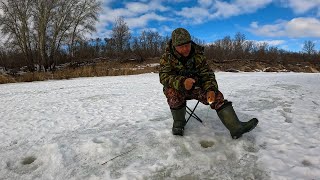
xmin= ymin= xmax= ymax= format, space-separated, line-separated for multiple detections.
xmin=164 ymin=87 xmax=225 ymax=110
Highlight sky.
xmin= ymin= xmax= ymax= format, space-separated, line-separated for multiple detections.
xmin=1 ymin=72 xmax=319 ymax=179
xmin=94 ymin=0 xmax=320 ymax=52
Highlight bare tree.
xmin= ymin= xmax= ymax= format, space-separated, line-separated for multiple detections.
xmin=111 ymin=17 xmax=131 ymax=56
xmin=192 ymin=36 xmax=205 ymax=46
xmin=0 ymin=0 xmax=100 ymax=71
xmin=104 ymin=37 xmax=116 ymax=58
xmin=131 ymin=36 xmax=143 ymax=58
xmin=233 ymin=32 xmax=246 ymax=59
xmin=302 ymin=40 xmax=316 ymax=56
xmin=139 ymin=30 xmax=147 ymax=52
xmin=243 ymin=40 xmax=254 ymax=59
xmin=255 ymin=42 xmax=268 ymax=61
xmin=152 ymin=31 xmax=162 ymax=56
xmin=0 ymin=0 xmax=35 ymax=71
xmin=160 ymin=35 xmax=170 ymax=53
xmin=68 ymin=0 xmax=100 ymax=59
xmin=33 ymin=0 xmax=56 ymax=71
xmin=137 ymin=30 xmax=162 ymax=57
xmin=0 ymin=44 xmax=7 ymax=69
xmin=221 ymin=36 xmax=232 ymax=60
xmin=34 ymin=0 xmax=100 ymax=71
xmin=268 ymin=46 xmax=279 ymax=63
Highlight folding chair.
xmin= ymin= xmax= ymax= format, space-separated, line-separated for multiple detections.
xmin=186 ymin=100 xmax=203 ymax=124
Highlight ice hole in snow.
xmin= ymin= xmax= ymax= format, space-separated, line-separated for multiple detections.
xmin=21 ymin=156 xmax=37 ymax=165
xmin=199 ymin=140 xmax=215 ymax=148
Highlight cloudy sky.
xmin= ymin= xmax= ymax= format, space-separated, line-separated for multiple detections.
xmin=94 ymin=0 xmax=320 ymax=52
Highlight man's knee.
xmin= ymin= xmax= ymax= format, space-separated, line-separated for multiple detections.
xmin=164 ymin=88 xmax=186 ymax=109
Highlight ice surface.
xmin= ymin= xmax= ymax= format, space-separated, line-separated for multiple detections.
xmin=0 ymin=72 xmax=319 ymax=179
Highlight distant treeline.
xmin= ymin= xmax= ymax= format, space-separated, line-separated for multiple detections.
xmin=0 ymin=1 xmax=319 ymax=72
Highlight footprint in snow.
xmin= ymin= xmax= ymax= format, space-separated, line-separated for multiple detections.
xmin=92 ymin=137 xmax=105 ymax=144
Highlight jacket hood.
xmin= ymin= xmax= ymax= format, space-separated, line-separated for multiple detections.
xmin=165 ymin=39 xmax=204 ymax=60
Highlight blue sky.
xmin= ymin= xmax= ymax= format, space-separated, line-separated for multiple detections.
xmin=94 ymin=0 xmax=320 ymax=52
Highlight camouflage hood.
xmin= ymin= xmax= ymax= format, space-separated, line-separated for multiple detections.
xmin=171 ymin=28 xmax=191 ymax=47
xmin=165 ymin=40 xmax=205 ymax=61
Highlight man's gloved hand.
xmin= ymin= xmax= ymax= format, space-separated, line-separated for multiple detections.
xmin=207 ymin=91 xmax=215 ymax=104
xmin=209 ymin=91 xmax=225 ymax=109
xmin=184 ymin=78 xmax=195 ymax=90
xmin=207 ymin=91 xmax=224 ymax=104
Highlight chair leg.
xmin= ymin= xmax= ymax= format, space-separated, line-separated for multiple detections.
xmin=186 ymin=107 xmax=203 ymax=123
xmin=186 ymin=101 xmax=203 ymax=123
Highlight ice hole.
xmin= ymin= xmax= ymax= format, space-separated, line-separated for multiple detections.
xmin=21 ymin=156 xmax=37 ymax=165
xmin=200 ymin=140 xmax=215 ymax=148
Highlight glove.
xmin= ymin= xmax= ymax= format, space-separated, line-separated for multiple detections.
xmin=210 ymin=91 xmax=225 ymax=109
xmin=184 ymin=78 xmax=195 ymax=90
xmin=206 ymin=91 xmax=215 ymax=104
xmin=207 ymin=91 xmax=224 ymax=103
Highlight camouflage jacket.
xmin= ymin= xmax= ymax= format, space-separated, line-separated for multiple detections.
xmin=159 ymin=40 xmax=218 ymax=93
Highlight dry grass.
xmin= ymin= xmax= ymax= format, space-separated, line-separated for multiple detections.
xmin=0 ymin=74 xmax=16 ymax=84
xmin=0 ymin=61 xmax=159 ymax=84
xmin=1 ymin=58 xmax=318 ymax=84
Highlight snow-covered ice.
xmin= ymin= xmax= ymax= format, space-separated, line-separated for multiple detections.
xmin=0 ymin=72 xmax=319 ymax=180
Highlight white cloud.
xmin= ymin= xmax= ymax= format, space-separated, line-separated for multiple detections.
xmin=249 ymin=17 xmax=320 ymax=38
xmin=281 ymin=44 xmax=289 ymax=50
xmin=166 ymin=0 xmax=319 ymax=26
xmin=94 ymin=1 xmax=170 ymax=38
xmin=210 ymin=0 xmax=272 ymax=18
xmin=176 ymin=7 xmax=210 ymax=24
xmin=98 ymin=7 xmax=135 ymax=24
xmin=160 ymin=25 xmax=175 ymax=36
xmin=249 ymin=21 xmax=286 ymax=37
xmin=235 ymin=0 xmax=273 ymax=12
xmin=174 ymin=0 xmax=272 ymax=22
xmin=286 ymin=18 xmax=320 ymax=37
xmin=250 ymin=22 xmax=259 ymax=28
xmin=169 ymin=0 xmax=191 ymax=2
xmin=126 ymin=12 xmax=167 ymax=29
xmin=253 ymin=40 xmax=286 ymax=46
xmin=93 ymin=0 xmax=320 ymax=41
xmin=210 ymin=1 xmax=241 ymax=18
xmin=125 ymin=1 xmax=169 ymax=14
xmin=279 ymin=0 xmax=320 ymax=14
xmin=198 ymin=0 xmax=213 ymax=8
xmin=125 ymin=2 xmax=150 ymax=14
xmin=134 ymin=25 xmax=173 ymax=37
xmin=91 ymin=29 xmax=112 ymax=39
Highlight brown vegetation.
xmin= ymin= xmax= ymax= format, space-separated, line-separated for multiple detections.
xmin=0 ymin=60 xmax=159 ymax=84
xmin=1 ymin=56 xmax=319 ymax=84
xmin=210 ymin=60 xmax=320 ymax=73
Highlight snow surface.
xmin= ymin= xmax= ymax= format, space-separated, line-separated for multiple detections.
xmin=0 ymin=72 xmax=319 ymax=180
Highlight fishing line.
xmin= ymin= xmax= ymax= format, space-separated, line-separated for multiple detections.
xmin=206 ymin=102 xmax=213 ymax=123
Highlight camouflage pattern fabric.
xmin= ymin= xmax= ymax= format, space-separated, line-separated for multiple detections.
xmin=171 ymin=28 xmax=191 ymax=47
xmin=159 ymin=40 xmax=218 ymax=93
xmin=164 ymin=87 xmax=225 ymax=110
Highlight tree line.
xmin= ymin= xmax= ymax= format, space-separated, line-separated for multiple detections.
xmin=205 ymin=33 xmax=319 ymax=65
xmin=1 ymin=1 xmax=319 ymax=72
xmin=0 ymin=0 xmax=101 ymax=71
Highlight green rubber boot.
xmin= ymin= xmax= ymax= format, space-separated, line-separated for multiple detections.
xmin=171 ymin=107 xmax=186 ymax=136
xmin=217 ymin=101 xmax=258 ymax=139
